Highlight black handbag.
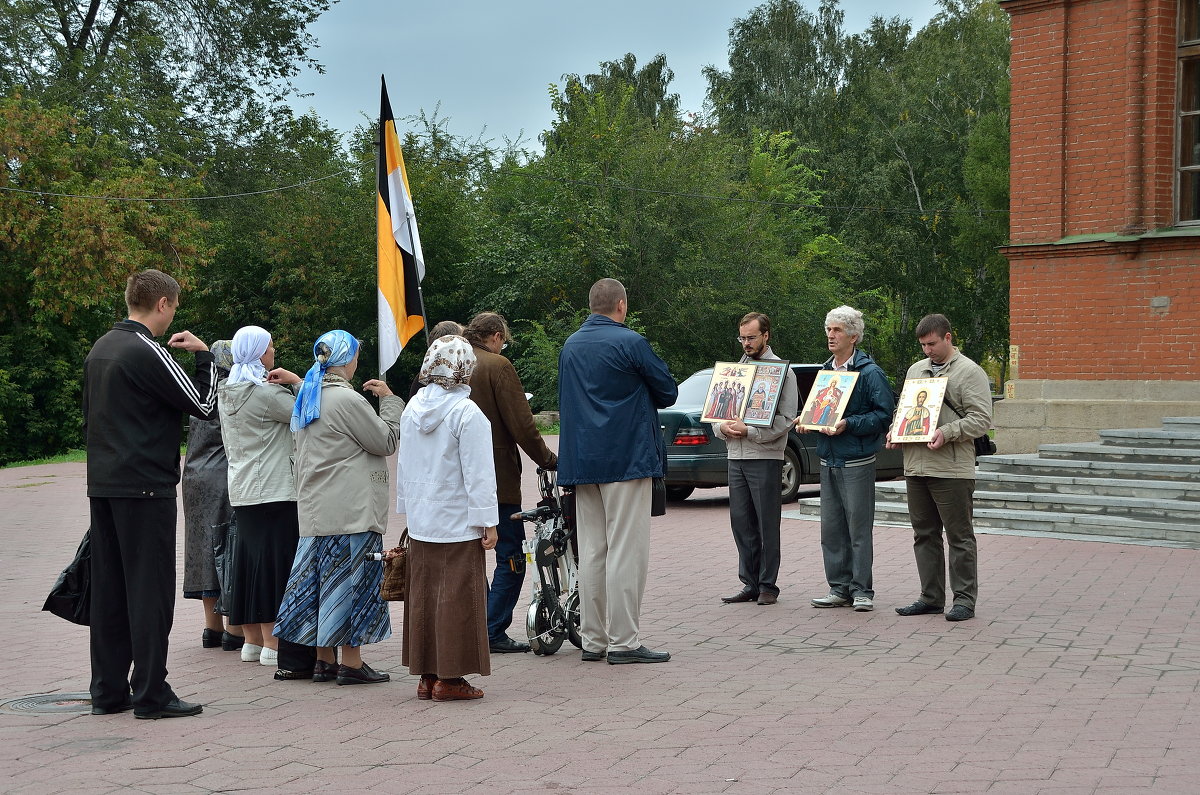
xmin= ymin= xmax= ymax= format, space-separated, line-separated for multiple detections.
xmin=43 ymin=529 xmax=91 ymax=625
xmin=942 ymin=397 xmax=996 ymax=457
xmin=651 ymin=476 xmax=667 ymax=517
xmin=212 ymin=517 xmax=238 ymax=616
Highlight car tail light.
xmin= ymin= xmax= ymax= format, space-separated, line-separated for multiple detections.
xmin=672 ymin=426 xmax=709 ymax=446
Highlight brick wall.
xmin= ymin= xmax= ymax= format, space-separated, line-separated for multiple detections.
xmin=1006 ymin=0 xmax=1179 ymax=239
xmin=1003 ymin=0 xmax=1199 ymax=382
xmin=1007 ymin=241 xmax=1200 ymax=379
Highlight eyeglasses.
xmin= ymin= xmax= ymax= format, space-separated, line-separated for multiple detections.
xmin=736 ymin=335 xmax=762 ymax=343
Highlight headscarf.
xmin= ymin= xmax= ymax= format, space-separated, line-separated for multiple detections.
xmin=228 ymin=325 xmax=272 ymax=385
xmin=291 ymin=330 xmax=360 ymax=431
xmin=209 ymin=339 xmax=234 ymax=376
xmin=418 ymin=335 xmax=476 ymax=388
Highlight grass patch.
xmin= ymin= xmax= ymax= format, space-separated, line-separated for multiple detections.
xmin=536 ymin=422 xmax=560 ymax=435
xmin=3 ymin=449 xmax=87 ymax=468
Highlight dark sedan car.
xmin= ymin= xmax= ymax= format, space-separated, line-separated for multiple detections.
xmin=659 ymin=364 xmax=903 ymax=502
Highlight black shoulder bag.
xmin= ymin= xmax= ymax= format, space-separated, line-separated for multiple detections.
xmin=942 ymin=396 xmax=996 ymax=458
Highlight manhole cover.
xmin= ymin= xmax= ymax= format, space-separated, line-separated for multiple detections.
xmin=0 ymin=693 xmax=92 ymax=715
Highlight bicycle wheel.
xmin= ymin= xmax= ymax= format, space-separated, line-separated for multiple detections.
xmin=565 ymin=590 xmax=582 ymax=649
xmin=526 ymin=598 xmax=565 ymax=656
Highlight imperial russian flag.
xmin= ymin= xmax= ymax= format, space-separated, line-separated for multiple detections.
xmin=377 ymin=76 xmax=426 ymax=374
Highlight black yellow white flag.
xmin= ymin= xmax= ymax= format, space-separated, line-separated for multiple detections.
xmin=377 ymin=76 xmax=425 ymax=374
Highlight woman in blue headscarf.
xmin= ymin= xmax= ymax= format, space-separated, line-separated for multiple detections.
xmin=274 ymin=330 xmax=404 ymax=685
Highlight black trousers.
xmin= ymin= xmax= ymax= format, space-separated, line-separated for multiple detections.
xmin=728 ymin=458 xmax=784 ymax=596
xmin=89 ymin=497 xmax=178 ymax=712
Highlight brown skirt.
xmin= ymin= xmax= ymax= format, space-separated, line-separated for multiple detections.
xmin=402 ymin=537 xmax=491 ymax=678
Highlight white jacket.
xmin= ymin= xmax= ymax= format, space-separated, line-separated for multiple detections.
xmin=397 ymin=383 xmax=499 ymax=543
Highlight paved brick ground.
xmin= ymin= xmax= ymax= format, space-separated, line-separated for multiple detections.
xmin=3 ymin=443 xmax=1200 ymax=793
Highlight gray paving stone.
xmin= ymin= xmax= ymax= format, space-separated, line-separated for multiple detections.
xmin=7 ymin=446 xmax=1200 ymax=793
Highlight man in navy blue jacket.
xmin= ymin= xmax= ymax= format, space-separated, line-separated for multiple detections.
xmin=802 ymin=306 xmax=894 ymax=613
xmin=558 ymin=279 xmax=677 ymax=664
xmin=84 ymin=270 xmax=217 ymax=719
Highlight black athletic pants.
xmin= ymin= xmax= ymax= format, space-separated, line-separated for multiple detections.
xmin=88 ymin=497 xmax=179 ymax=712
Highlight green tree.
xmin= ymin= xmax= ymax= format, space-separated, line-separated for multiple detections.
xmin=0 ymin=94 xmax=208 ymax=463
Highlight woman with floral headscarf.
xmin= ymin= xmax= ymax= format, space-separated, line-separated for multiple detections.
xmin=274 ymin=330 xmax=403 ymax=685
xmin=217 ymin=325 xmax=307 ymax=672
xmin=182 ymin=340 xmax=242 ymax=650
xmin=398 ymin=335 xmax=499 ymax=701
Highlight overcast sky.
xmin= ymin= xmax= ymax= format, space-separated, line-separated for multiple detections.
xmin=289 ymin=1 xmax=942 ymax=147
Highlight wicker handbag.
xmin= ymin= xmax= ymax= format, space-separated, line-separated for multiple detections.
xmin=379 ymin=528 xmax=409 ymax=602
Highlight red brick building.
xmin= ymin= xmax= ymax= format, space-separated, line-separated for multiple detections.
xmin=997 ymin=0 xmax=1200 ymax=451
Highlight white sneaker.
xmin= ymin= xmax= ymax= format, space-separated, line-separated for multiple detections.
xmin=240 ymin=643 xmax=263 ymax=662
xmin=811 ymin=593 xmax=850 ymax=608
xmin=853 ymin=596 xmax=874 ymax=612
xmin=258 ymin=647 xmax=279 ymax=666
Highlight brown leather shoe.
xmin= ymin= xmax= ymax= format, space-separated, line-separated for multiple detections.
xmin=721 ymin=590 xmax=758 ymax=603
xmin=757 ymin=592 xmax=778 ymax=605
xmin=431 ymin=677 xmax=484 ymax=701
xmin=417 ymin=674 xmax=437 ymax=700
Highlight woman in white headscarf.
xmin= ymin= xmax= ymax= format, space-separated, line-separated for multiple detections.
xmin=217 ymin=325 xmax=304 ymax=672
xmin=274 ymin=330 xmax=402 ymax=686
xmin=398 ymin=335 xmax=499 ymax=701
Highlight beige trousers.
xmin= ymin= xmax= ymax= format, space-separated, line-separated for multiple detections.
xmin=574 ymin=478 xmax=651 ymax=653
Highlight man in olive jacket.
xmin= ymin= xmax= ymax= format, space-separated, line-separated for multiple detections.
xmin=887 ymin=314 xmax=993 ymax=622
xmin=464 ymin=313 xmax=558 ymax=654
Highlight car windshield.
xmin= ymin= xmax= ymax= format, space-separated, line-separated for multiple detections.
xmin=669 ymin=370 xmax=714 ymax=409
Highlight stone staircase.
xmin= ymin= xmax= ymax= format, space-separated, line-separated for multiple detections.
xmin=783 ymin=417 xmax=1200 ymax=547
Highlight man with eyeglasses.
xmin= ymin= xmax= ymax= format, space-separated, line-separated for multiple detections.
xmin=463 ymin=312 xmax=557 ymax=654
xmin=716 ymin=312 xmax=798 ymax=606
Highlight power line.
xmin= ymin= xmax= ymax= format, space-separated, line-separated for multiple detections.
xmin=0 ymin=167 xmax=357 ymax=203
xmin=0 ymin=158 xmax=1006 ymax=217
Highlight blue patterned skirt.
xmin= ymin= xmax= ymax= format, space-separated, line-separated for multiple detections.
xmin=273 ymin=532 xmax=391 ymax=648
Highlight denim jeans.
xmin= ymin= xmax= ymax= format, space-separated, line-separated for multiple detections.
xmin=819 ymin=462 xmax=877 ymax=599
xmin=486 ymin=504 xmax=525 ymax=643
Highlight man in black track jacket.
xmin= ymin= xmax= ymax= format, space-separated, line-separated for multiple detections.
xmin=84 ymin=269 xmax=217 ymax=719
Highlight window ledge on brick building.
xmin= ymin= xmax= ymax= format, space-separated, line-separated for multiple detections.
xmin=1000 ymin=227 xmax=1200 ymax=259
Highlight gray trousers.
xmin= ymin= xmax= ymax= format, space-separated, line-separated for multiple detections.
xmin=575 ymin=478 xmax=651 ymax=653
xmin=819 ymin=462 xmax=876 ymax=599
xmin=904 ymin=476 xmax=978 ymax=609
xmin=728 ymin=459 xmax=783 ymax=596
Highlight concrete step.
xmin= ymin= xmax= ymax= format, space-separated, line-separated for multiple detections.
xmin=785 ymin=499 xmax=1200 ymax=546
xmin=1099 ymin=428 xmax=1200 ymax=449
xmin=1036 ymin=442 xmax=1200 ymax=466
xmin=971 ymin=470 xmax=1200 ymax=501
xmin=976 ymin=453 xmax=1200 ymax=482
xmin=1163 ymin=417 xmax=1200 ymax=430
xmin=867 ymin=480 xmax=1200 ymax=523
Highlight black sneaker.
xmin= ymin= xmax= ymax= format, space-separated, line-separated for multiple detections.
xmin=581 ymin=649 xmax=607 ymax=662
xmin=607 ymin=646 xmax=670 ymax=665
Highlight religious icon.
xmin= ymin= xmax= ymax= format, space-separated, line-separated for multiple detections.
xmin=889 ymin=377 xmax=948 ymax=443
xmin=796 ymin=370 xmax=860 ymax=431
xmin=701 ymin=360 xmax=790 ymax=427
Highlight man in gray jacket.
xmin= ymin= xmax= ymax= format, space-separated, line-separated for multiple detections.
xmin=716 ymin=313 xmax=798 ymax=606
xmin=887 ymin=314 xmax=993 ymax=622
